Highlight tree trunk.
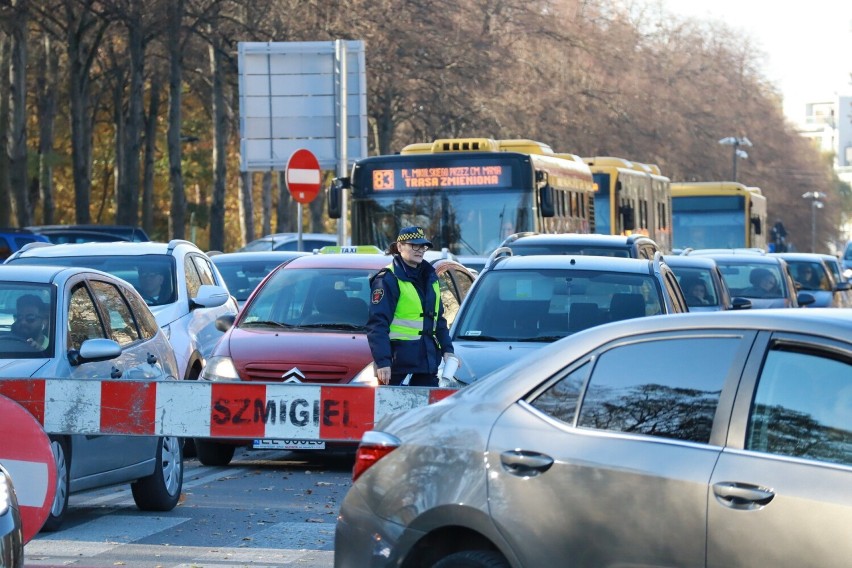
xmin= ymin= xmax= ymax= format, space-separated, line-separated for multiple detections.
xmin=167 ymin=0 xmax=186 ymax=239
xmin=276 ymin=171 xmax=291 ymax=233
xmin=208 ymin=16 xmax=227 ymax=252
xmin=8 ymin=0 xmax=30 ymax=227
xmin=241 ymin=171 xmax=254 ymax=243
xmin=262 ymin=171 xmax=272 ymax=236
xmin=66 ymin=1 xmax=106 ymax=225
xmin=142 ymin=75 xmax=160 ymax=237
xmin=116 ymin=4 xmax=145 ymax=227
xmin=112 ymin=62 xmax=126 ymax=224
xmin=0 ymin=34 xmax=12 ymax=227
xmin=36 ymin=34 xmax=58 ymax=225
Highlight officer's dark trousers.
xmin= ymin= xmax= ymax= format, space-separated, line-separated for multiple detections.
xmin=389 ymin=373 xmax=438 ymax=387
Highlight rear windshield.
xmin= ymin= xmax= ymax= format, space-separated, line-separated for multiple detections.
xmin=453 ymin=268 xmax=662 ymax=341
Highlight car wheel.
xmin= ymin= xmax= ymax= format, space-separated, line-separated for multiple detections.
xmin=432 ymin=551 xmax=510 ymax=568
xmin=131 ymin=436 xmax=183 ymax=511
xmin=193 ymin=439 xmax=235 ymax=466
xmin=41 ymin=437 xmax=70 ymax=532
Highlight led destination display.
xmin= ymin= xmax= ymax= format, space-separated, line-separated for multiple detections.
xmin=371 ymin=163 xmax=513 ymax=191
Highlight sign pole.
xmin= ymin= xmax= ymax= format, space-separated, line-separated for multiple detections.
xmin=298 ymin=202 xmax=303 ymax=251
xmin=336 ymin=39 xmax=348 ymax=247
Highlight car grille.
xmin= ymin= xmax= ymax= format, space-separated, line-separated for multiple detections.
xmin=242 ymin=363 xmax=352 ymax=384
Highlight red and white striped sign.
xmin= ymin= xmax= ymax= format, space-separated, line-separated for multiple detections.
xmin=0 ymin=380 xmax=456 ymax=441
xmin=0 ymin=394 xmax=57 ymax=544
xmin=286 ymin=148 xmax=321 ymax=204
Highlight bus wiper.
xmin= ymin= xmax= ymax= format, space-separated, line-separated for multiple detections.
xmin=241 ymin=320 xmax=296 ymax=329
xmin=458 ymin=334 xmax=500 ymax=341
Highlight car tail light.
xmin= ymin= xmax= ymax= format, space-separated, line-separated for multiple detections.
xmin=352 ymin=430 xmax=401 ymax=481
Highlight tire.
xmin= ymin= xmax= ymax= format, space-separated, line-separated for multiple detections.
xmin=194 ymin=438 xmax=235 ymax=466
xmin=41 ymin=437 xmax=70 ymax=532
xmin=432 ymin=551 xmax=511 ymax=568
xmin=131 ymin=436 xmax=183 ymax=511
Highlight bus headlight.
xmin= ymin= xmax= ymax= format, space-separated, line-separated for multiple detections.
xmin=201 ymin=356 xmax=241 ymax=381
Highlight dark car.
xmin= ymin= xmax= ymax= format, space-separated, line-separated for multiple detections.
xmin=502 ymin=232 xmax=662 ymax=259
xmin=664 ymin=254 xmax=751 ymax=311
xmin=449 ymin=250 xmax=687 ymax=384
xmin=195 ymin=248 xmax=476 ymax=466
xmin=0 ymin=229 xmax=49 ymax=261
xmin=26 ymin=224 xmax=150 ymax=243
xmin=337 ymin=309 xmax=852 ymax=568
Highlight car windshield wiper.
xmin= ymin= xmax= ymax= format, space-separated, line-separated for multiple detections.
xmin=458 ymin=334 xmax=501 ymax=341
xmin=519 ymin=335 xmax=567 ymax=342
xmin=299 ymin=323 xmax=365 ymax=331
xmin=240 ymin=320 xmax=297 ymax=329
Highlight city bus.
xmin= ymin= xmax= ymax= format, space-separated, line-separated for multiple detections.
xmin=328 ymin=138 xmax=596 ymax=267
xmin=671 ymin=182 xmax=767 ymax=250
xmin=581 ymin=156 xmax=673 ymax=252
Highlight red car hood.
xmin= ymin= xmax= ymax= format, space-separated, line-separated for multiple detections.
xmin=225 ymin=328 xmax=373 ymax=384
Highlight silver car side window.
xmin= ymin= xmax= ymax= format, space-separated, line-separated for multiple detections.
xmin=577 ymin=337 xmax=741 ymax=443
xmin=746 ymin=346 xmax=852 ymax=467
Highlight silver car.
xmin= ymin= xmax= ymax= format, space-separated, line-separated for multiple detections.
xmin=336 ymin=309 xmax=852 ymax=568
xmin=449 ymin=252 xmax=688 ymax=383
xmin=0 ymin=265 xmax=183 ymax=532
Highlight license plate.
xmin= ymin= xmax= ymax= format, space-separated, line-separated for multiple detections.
xmin=252 ymin=439 xmax=326 ymax=450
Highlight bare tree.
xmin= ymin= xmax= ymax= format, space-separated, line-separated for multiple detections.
xmin=7 ymin=0 xmax=29 ymax=226
xmin=35 ymin=33 xmax=59 ymax=224
xmin=166 ymin=0 xmax=187 ymax=238
xmin=0 ymin=31 xmax=11 ymax=226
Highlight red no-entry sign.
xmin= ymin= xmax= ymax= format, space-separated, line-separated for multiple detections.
xmin=286 ymin=149 xmax=322 ymax=204
xmin=0 ymin=394 xmax=56 ymax=543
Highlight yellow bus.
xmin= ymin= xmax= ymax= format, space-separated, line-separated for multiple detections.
xmin=581 ymin=157 xmax=672 ymax=252
xmin=328 ymin=138 xmax=596 ymax=263
xmin=671 ymin=182 xmax=767 ymax=250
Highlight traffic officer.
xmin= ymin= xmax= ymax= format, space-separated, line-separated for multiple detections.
xmin=366 ymin=226 xmax=454 ymax=386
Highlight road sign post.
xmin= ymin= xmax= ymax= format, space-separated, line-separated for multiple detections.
xmin=0 ymin=394 xmax=57 ymax=543
xmin=286 ymin=149 xmax=322 ymax=251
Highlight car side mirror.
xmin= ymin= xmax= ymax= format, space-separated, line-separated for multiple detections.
xmin=730 ymin=297 xmax=752 ymax=310
xmin=796 ymin=291 xmax=816 ymax=307
xmin=215 ymin=314 xmax=236 ymax=332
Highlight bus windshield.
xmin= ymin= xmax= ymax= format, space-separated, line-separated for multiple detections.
xmin=672 ymin=195 xmax=746 ymax=249
xmin=352 ymin=189 xmax=533 ymax=256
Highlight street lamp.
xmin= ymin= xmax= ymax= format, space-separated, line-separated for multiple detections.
xmin=802 ymin=191 xmax=827 ymax=252
xmin=718 ymin=136 xmax=752 ymax=182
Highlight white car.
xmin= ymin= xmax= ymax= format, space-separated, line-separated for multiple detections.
xmin=5 ymin=239 xmax=238 ymax=381
xmin=0 ymin=265 xmax=183 ymax=531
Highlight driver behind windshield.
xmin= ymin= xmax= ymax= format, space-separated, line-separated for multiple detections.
xmin=10 ymin=294 xmax=49 ymax=350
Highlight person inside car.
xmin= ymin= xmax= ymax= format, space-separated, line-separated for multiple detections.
xmin=9 ymin=294 xmax=49 ymax=350
xmin=682 ymin=277 xmax=710 ymax=306
xmin=795 ymin=264 xmax=822 ymax=290
xmin=743 ymin=268 xmax=781 ymax=298
xmin=138 ymin=267 xmax=167 ymax=305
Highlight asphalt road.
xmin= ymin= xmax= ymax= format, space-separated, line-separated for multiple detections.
xmin=24 ymin=447 xmax=356 ymax=567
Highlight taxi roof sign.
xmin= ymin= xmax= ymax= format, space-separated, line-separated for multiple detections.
xmin=318 ymin=245 xmax=384 ymax=254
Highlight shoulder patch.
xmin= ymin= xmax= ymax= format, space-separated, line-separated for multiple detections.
xmin=371 ymin=288 xmax=385 ymax=304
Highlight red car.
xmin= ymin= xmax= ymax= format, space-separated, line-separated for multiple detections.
xmin=195 ymin=248 xmax=475 ymax=465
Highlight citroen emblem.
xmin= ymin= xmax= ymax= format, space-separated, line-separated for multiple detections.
xmin=282 ymin=367 xmax=305 ymax=383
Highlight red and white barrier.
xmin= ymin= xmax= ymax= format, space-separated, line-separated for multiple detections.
xmin=0 ymin=380 xmax=457 ymax=442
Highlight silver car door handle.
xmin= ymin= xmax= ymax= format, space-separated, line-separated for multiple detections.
xmin=500 ymin=450 xmax=554 ymax=476
xmin=712 ymin=482 xmax=775 ymax=510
